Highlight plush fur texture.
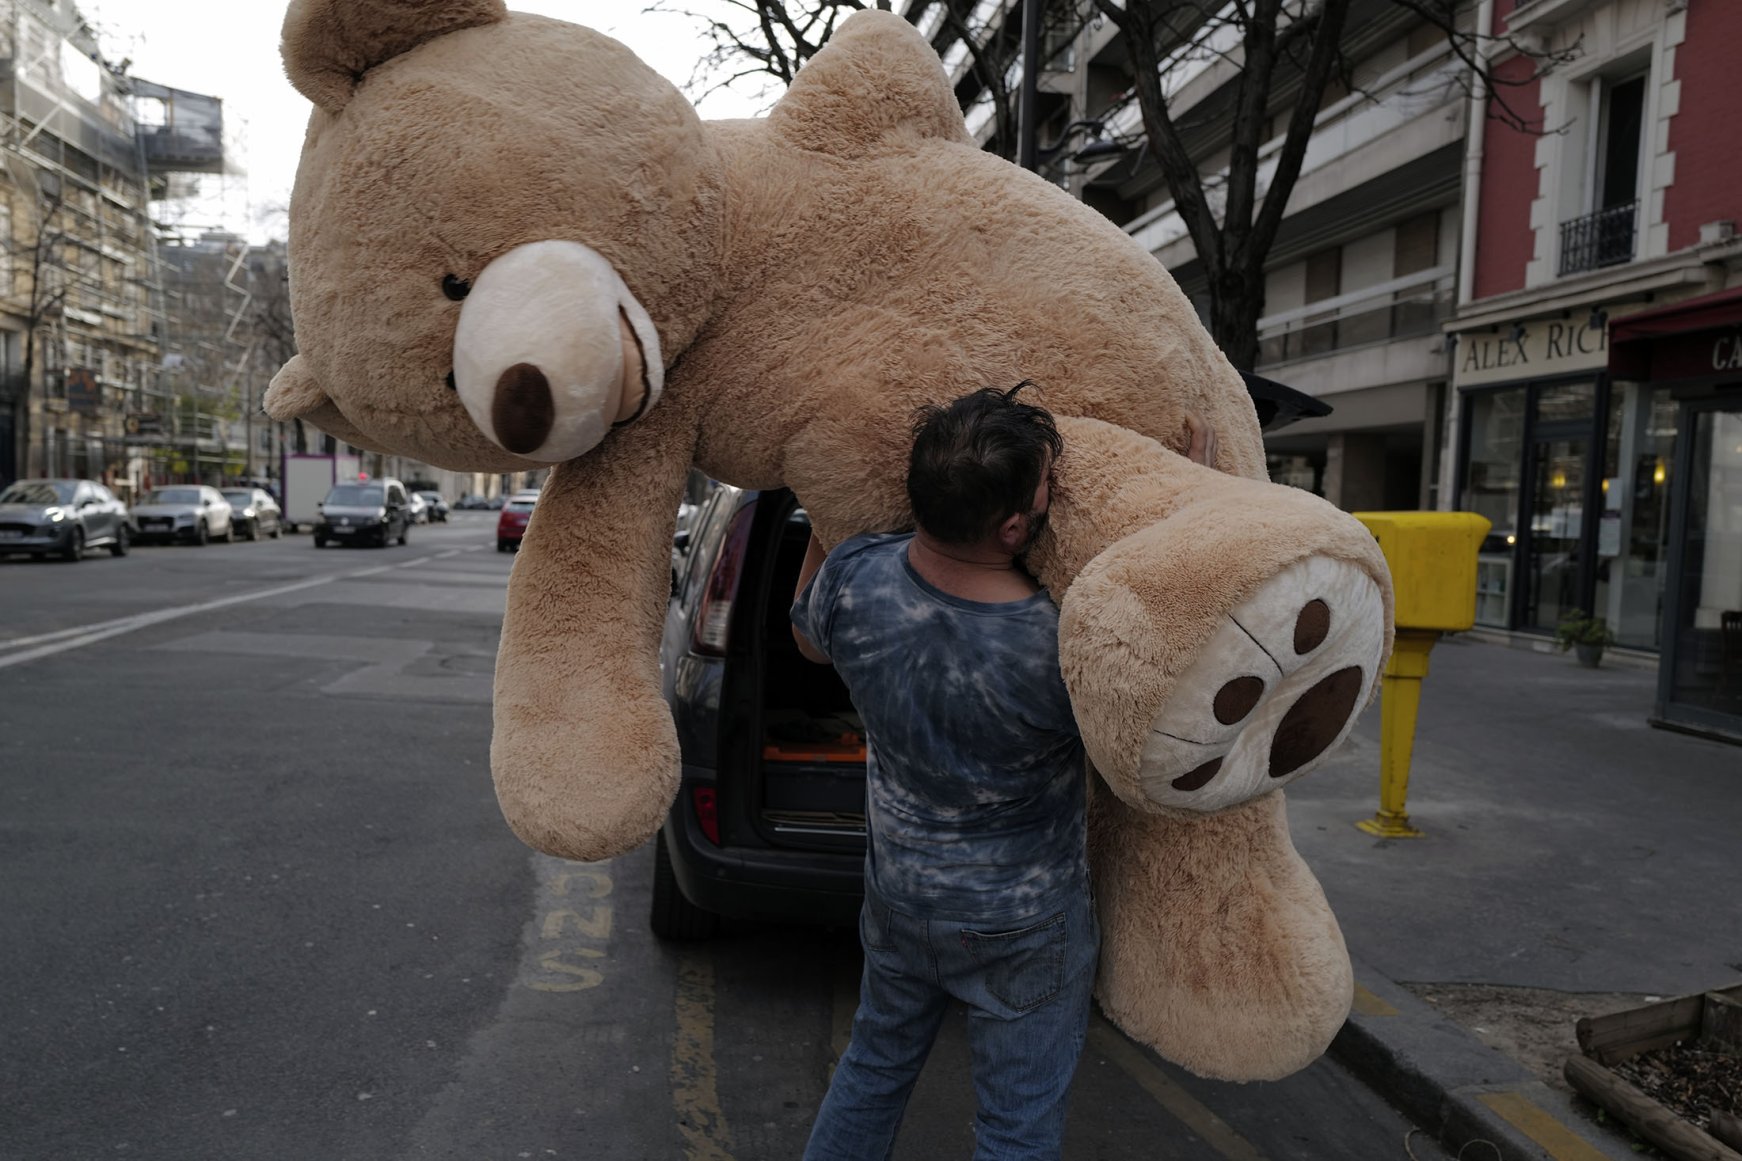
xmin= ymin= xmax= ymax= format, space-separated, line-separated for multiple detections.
xmin=269 ymin=0 xmax=1395 ymax=1081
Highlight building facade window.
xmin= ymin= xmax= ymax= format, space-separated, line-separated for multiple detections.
xmin=1559 ymin=65 xmax=1648 ymax=276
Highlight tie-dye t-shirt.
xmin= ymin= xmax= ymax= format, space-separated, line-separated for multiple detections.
xmin=791 ymin=532 xmax=1087 ymax=924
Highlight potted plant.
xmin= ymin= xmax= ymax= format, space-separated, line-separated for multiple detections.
xmin=1555 ymin=610 xmax=1617 ymax=668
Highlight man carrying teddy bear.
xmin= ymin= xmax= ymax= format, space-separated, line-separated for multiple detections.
xmin=790 ymin=386 xmax=1223 ymax=1157
xmin=790 ymin=385 xmax=1173 ymax=1159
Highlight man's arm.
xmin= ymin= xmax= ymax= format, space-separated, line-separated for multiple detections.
xmin=791 ymin=532 xmax=832 ymax=665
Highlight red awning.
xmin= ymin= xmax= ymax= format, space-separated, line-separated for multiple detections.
xmin=1609 ymin=286 xmax=1742 ymax=380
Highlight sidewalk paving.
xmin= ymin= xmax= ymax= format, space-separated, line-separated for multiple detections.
xmin=1285 ymin=633 xmax=1741 ymax=1159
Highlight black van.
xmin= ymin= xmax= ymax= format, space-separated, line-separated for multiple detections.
xmin=654 ymin=482 xmax=867 ymax=939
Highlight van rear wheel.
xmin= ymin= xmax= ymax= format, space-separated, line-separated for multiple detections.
xmin=650 ymin=830 xmax=719 ymax=941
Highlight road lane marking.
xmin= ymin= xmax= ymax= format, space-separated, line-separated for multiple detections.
xmin=0 ymin=574 xmax=339 ymax=671
xmin=671 ymin=947 xmax=736 ymax=1161
xmin=1353 ymin=984 xmax=1401 ymax=1016
xmin=1087 ymin=1021 xmax=1269 ymax=1161
xmin=1476 ymin=1092 xmax=1612 ymax=1161
xmin=528 ymin=861 xmax=615 ymax=994
xmin=830 ymin=958 xmax=857 ymax=1063
xmin=0 ymin=550 xmax=490 ymax=670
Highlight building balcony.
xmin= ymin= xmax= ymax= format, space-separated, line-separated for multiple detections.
xmin=1120 ymin=46 xmax=1466 ymax=264
xmin=1257 ymin=264 xmax=1454 ymax=368
xmin=1557 ymin=202 xmax=1638 ymax=278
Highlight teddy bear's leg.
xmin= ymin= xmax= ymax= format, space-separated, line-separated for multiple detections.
xmin=1032 ymin=416 xmax=1393 ymax=814
xmin=489 ymin=417 xmax=695 ymax=863
xmin=1088 ymin=781 xmax=1353 ymax=1081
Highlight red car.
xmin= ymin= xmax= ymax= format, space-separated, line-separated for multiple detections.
xmin=496 ymin=491 xmax=539 ymax=552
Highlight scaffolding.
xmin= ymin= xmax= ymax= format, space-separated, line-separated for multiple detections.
xmin=0 ymin=0 xmax=251 ymax=494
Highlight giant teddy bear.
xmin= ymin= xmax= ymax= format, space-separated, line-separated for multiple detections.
xmin=265 ymin=0 xmax=1394 ymax=1082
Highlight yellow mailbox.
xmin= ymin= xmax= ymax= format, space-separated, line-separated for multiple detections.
xmin=1350 ymin=511 xmax=1492 ymax=838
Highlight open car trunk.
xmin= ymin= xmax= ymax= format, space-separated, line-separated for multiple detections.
xmin=741 ymin=492 xmax=867 ymax=853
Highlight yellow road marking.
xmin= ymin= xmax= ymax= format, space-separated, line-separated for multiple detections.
xmin=671 ymin=947 xmax=735 ymax=1161
xmin=1352 ymin=984 xmax=1401 ymax=1017
xmin=1088 ymin=1021 xmax=1269 ymax=1161
xmin=1477 ymin=1091 xmax=1613 ymax=1161
xmin=830 ymin=958 xmax=857 ymax=1064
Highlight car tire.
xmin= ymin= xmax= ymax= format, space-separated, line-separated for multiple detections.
xmin=650 ymin=830 xmax=719 ymax=941
xmin=497 ymin=540 xmax=510 ymax=552
xmin=61 ymin=528 xmax=84 ymax=562
xmin=270 ymin=524 xmax=282 ymax=539
xmin=110 ymin=526 xmax=130 ymax=557
xmin=220 ymin=521 xmax=234 ymax=544
xmin=193 ymin=521 xmax=209 ymax=547
xmin=244 ymin=519 xmax=259 ymax=542
xmin=314 ymin=535 xmax=327 ymax=548
xmin=398 ymin=524 xmax=409 ymax=547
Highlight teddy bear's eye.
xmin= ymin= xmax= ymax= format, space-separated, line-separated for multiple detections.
xmin=441 ymin=274 xmax=471 ymax=301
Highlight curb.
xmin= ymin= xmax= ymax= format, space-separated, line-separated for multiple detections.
xmin=1329 ymin=960 xmax=1639 ymax=1161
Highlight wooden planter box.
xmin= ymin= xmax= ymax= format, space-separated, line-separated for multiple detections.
xmin=1564 ymin=983 xmax=1742 ymax=1161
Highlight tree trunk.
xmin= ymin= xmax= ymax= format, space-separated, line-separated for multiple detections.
xmin=1208 ymin=265 xmax=1265 ymax=373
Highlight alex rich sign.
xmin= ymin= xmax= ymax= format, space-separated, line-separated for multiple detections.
xmin=1452 ymin=317 xmax=1611 ymax=388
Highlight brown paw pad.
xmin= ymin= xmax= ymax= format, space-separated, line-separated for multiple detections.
xmin=1139 ymin=558 xmax=1385 ymax=812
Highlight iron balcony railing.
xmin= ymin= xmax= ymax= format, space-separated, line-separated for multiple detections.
xmin=1558 ymin=201 xmax=1638 ymax=277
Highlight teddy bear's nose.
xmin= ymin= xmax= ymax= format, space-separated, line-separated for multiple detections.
xmin=492 ymin=363 xmax=556 ymax=456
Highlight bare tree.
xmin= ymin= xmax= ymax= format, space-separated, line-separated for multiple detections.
xmin=248 ymin=246 xmax=307 ymax=453
xmin=664 ymin=0 xmax=1572 ymax=369
xmin=4 ymin=181 xmax=72 ymax=475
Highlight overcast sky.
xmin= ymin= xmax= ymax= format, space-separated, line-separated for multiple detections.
xmin=78 ymin=0 xmax=768 ymax=241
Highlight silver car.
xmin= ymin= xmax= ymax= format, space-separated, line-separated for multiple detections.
xmin=132 ymin=485 xmax=236 ymax=546
xmin=0 ymin=478 xmax=132 ymax=561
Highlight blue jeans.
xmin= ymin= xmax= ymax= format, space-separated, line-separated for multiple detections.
xmin=803 ymin=883 xmax=1099 ymax=1161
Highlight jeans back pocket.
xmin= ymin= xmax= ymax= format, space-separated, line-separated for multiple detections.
xmin=960 ymin=912 xmax=1067 ymax=1012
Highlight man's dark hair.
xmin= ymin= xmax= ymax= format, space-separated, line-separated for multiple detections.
xmin=906 ymin=382 xmax=1063 ymax=546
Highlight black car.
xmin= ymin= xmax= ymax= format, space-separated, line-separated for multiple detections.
xmin=222 ymin=488 xmax=284 ymax=540
xmin=654 ymin=483 xmax=867 ymax=939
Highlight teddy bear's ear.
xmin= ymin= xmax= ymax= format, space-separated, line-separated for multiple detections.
xmin=768 ymin=9 xmax=971 ymax=155
xmin=281 ymin=0 xmax=508 ymax=115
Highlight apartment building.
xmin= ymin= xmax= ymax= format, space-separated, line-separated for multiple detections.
xmin=1446 ymin=0 xmax=1741 ymax=740
xmin=908 ymin=0 xmax=1469 ymax=512
xmin=0 ymin=0 xmax=223 ymax=497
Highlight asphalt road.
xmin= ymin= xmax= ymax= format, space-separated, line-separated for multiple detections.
xmin=0 ymin=513 xmax=1448 ymax=1161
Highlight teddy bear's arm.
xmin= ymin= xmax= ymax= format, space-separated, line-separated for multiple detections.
xmin=489 ymin=414 xmax=696 ymax=862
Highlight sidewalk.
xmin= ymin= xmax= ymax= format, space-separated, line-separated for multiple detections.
xmin=1286 ymin=633 xmax=1742 ymax=1159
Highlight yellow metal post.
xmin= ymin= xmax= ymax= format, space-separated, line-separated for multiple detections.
xmin=1351 ymin=511 xmax=1492 ymax=839
xmin=1357 ymin=629 xmax=1437 ymax=838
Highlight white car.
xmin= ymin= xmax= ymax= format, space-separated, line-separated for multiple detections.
xmin=131 ymin=485 xmax=236 ymax=546
xmin=406 ymin=491 xmax=429 ymax=523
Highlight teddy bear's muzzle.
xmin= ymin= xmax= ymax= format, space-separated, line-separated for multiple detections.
xmin=452 ymin=241 xmax=664 ymax=463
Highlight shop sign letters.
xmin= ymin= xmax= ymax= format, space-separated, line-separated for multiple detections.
xmin=1454 ymin=318 xmax=1609 ymax=387
xmin=1710 ymin=331 xmax=1742 ymax=371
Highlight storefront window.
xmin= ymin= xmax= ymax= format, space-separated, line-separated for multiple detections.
xmin=1535 ymin=381 xmax=1596 ymax=422
xmin=1593 ymin=385 xmax=1677 ymax=648
xmin=1523 ymin=436 xmax=1588 ymax=633
xmin=1464 ymin=388 xmax=1525 ymax=626
xmin=1664 ymin=407 xmax=1742 ymax=726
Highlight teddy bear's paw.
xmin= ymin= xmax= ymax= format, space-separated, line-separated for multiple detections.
xmin=1140 ymin=556 xmax=1384 ymax=811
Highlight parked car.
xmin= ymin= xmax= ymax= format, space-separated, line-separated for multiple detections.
xmin=496 ymin=490 xmax=540 ymax=552
xmin=314 ymin=478 xmax=413 ymax=548
xmin=221 ymin=488 xmax=284 ymax=541
xmin=132 ymin=486 xmax=235 ymax=546
xmin=652 ymin=484 xmax=866 ymax=940
xmin=0 ymin=478 xmax=132 ymax=561
xmin=406 ymin=491 xmax=429 ymax=524
xmin=416 ymin=491 xmax=450 ymax=522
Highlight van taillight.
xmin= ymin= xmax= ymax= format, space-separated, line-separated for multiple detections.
xmin=692 ymin=504 xmax=754 ymax=656
xmin=693 ymin=785 xmax=721 ymax=845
